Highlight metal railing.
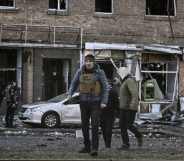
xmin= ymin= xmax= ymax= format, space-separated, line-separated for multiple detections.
xmin=0 ymin=24 xmax=82 ymax=48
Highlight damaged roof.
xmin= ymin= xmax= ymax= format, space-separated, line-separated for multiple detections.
xmin=144 ymin=44 xmax=182 ymax=55
xmin=85 ymin=42 xmax=183 ymax=55
xmin=85 ymin=42 xmax=141 ymax=51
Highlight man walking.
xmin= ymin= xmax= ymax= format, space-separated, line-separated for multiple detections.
xmin=118 ymin=67 xmax=143 ymax=150
xmin=100 ymin=78 xmax=119 ymax=149
xmin=68 ymin=53 xmax=109 ymax=156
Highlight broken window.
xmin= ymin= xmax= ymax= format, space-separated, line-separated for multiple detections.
xmin=146 ymin=0 xmax=175 ymax=16
xmin=95 ymin=0 xmax=112 ymax=13
xmin=0 ymin=0 xmax=14 ymax=7
xmin=49 ymin=0 xmax=67 ymax=10
xmin=141 ymin=61 xmax=177 ymax=101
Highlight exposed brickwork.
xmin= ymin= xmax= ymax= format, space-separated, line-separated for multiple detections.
xmin=0 ymin=0 xmax=183 ymax=44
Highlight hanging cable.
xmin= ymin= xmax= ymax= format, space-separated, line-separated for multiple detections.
xmin=167 ymin=0 xmax=175 ymax=40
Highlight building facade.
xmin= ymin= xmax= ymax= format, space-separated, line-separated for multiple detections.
xmin=0 ymin=0 xmax=183 ymax=112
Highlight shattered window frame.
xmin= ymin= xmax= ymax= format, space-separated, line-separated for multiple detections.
xmin=0 ymin=0 xmax=15 ymax=8
xmin=95 ymin=0 xmax=113 ymax=14
xmin=141 ymin=61 xmax=178 ymax=101
xmin=49 ymin=0 xmax=68 ymax=11
xmin=146 ymin=0 xmax=176 ymax=16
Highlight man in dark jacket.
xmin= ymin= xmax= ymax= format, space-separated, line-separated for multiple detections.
xmin=5 ymin=81 xmax=20 ymax=128
xmin=118 ymin=67 xmax=143 ymax=150
xmin=100 ymin=78 xmax=119 ymax=149
xmin=68 ymin=53 xmax=109 ymax=156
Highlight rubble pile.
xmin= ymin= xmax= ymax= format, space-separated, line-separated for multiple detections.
xmin=136 ymin=102 xmax=184 ymax=137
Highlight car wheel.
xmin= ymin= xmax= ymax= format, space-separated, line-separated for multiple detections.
xmin=41 ymin=112 xmax=60 ymax=128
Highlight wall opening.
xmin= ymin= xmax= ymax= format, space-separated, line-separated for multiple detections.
xmin=49 ymin=0 xmax=67 ymax=10
xmin=142 ymin=62 xmax=167 ymax=97
xmin=0 ymin=49 xmax=18 ymax=114
xmin=43 ymin=58 xmax=70 ymax=100
xmin=0 ymin=0 xmax=14 ymax=7
xmin=95 ymin=0 xmax=112 ymax=13
xmin=146 ymin=0 xmax=175 ymax=16
xmin=141 ymin=60 xmax=177 ymax=101
xmin=0 ymin=49 xmax=17 ymax=90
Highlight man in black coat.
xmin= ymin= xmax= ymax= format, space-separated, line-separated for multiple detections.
xmin=5 ymin=81 xmax=20 ymax=128
xmin=100 ymin=78 xmax=120 ymax=148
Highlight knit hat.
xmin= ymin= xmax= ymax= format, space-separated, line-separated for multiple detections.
xmin=117 ymin=67 xmax=130 ymax=80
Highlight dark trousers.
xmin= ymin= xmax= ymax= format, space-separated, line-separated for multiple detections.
xmin=100 ymin=108 xmax=114 ymax=148
xmin=80 ymin=101 xmax=101 ymax=151
xmin=5 ymin=105 xmax=16 ymax=128
xmin=119 ymin=109 xmax=142 ymax=146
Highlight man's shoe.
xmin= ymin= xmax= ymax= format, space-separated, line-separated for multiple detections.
xmin=137 ymin=136 xmax=143 ymax=147
xmin=117 ymin=144 xmax=129 ymax=150
xmin=90 ymin=150 xmax=98 ymax=156
xmin=78 ymin=147 xmax=91 ymax=153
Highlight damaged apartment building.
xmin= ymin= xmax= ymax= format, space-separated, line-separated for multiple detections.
xmin=0 ymin=0 xmax=184 ymax=114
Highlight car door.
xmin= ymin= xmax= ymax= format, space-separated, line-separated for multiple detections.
xmin=61 ymin=95 xmax=81 ymax=124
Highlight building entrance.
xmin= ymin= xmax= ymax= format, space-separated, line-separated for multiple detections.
xmin=43 ymin=58 xmax=70 ymax=100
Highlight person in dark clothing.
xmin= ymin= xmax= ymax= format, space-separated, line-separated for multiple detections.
xmin=5 ymin=81 xmax=20 ymax=128
xmin=68 ymin=53 xmax=109 ymax=156
xmin=100 ymin=78 xmax=119 ymax=148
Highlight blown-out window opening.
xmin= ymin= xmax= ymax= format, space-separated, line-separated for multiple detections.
xmin=95 ymin=0 xmax=113 ymax=13
xmin=0 ymin=0 xmax=15 ymax=8
xmin=146 ymin=0 xmax=176 ymax=16
xmin=49 ymin=0 xmax=67 ymax=10
xmin=141 ymin=60 xmax=178 ymax=102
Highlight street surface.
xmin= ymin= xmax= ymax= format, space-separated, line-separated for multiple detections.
xmin=0 ymin=116 xmax=184 ymax=160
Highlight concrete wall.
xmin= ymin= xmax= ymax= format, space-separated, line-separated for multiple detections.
xmin=22 ymin=49 xmax=34 ymax=103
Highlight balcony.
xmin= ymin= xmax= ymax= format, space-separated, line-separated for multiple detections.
xmin=0 ymin=24 xmax=82 ymax=48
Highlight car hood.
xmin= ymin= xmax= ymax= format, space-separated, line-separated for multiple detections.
xmin=22 ymin=102 xmax=59 ymax=109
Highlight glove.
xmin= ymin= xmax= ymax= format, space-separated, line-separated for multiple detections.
xmin=100 ymin=103 xmax=107 ymax=109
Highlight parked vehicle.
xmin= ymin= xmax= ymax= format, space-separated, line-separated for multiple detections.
xmin=19 ymin=93 xmax=81 ymax=128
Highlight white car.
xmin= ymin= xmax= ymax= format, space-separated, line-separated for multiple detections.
xmin=19 ymin=93 xmax=81 ymax=128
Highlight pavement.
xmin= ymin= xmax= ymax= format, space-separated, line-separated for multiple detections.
xmin=0 ymin=115 xmax=184 ymax=160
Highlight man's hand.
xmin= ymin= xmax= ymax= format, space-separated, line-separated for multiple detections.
xmin=100 ymin=103 xmax=107 ymax=109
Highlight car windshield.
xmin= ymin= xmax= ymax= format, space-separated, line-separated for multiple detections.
xmin=47 ymin=93 xmax=67 ymax=103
